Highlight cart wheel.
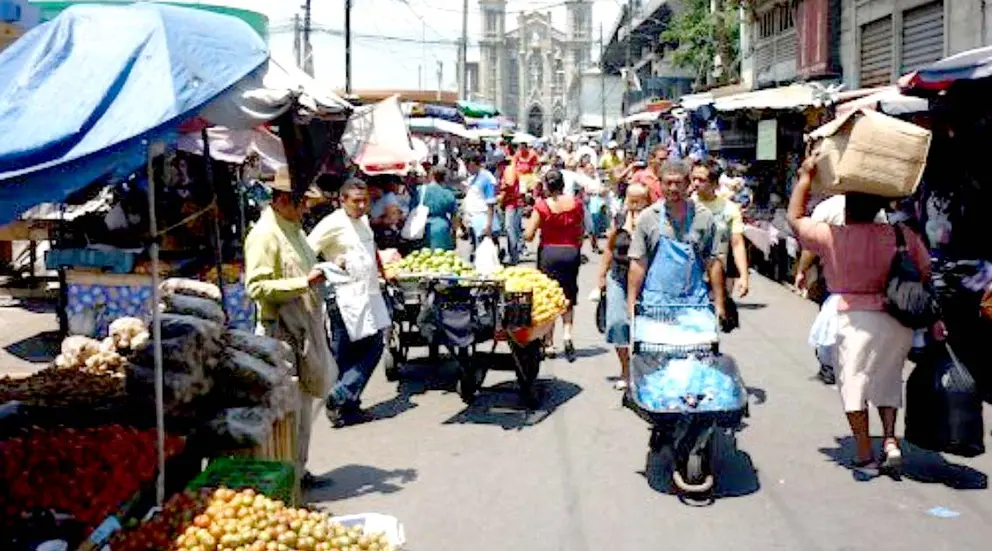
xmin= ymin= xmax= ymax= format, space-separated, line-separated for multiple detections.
xmin=512 ymin=341 xmax=542 ymax=407
xmin=456 ymin=348 xmax=485 ymax=405
xmin=383 ymin=350 xmax=400 ymax=382
xmin=672 ymin=447 xmax=714 ymax=495
xmin=648 ymin=429 xmax=668 ymax=452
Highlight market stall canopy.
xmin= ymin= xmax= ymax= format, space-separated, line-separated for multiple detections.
xmin=899 ymin=45 xmax=992 ymax=95
xmin=342 ymin=95 xmax=418 ymax=176
xmin=511 ymin=132 xmax=538 ymax=145
xmin=711 ymin=83 xmax=821 ymax=112
xmin=177 ymin=127 xmax=287 ymax=172
xmin=0 ymin=3 xmax=268 ymax=225
xmin=410 ymin=137 xmax=430 ymax=163
xmin=621 ymin=110 xmax=663 ymax=126
xmin=457 ymin=100 xmax=499 ymax=118
xmin=403 ymin=102 xmax=463 ymax=123
xmin=470 ymin=127 xmax=504 ymax=140
xmin=835 ymin=86 xmax=928 ymax=118
xmin=200 ymin=55 xmax=352 ymax=129
xmin=406 ymin=117 xmax=474 ymax=140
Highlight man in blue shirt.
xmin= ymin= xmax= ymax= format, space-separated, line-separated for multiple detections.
xmin=462 ymin=151 xmax=497 ymax=252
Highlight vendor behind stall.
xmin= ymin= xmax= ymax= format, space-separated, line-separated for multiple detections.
xmin=244 ymin=167 xmax=333 ymax=487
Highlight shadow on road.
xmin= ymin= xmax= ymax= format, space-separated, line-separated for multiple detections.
xmin=640 ymin=431 xmax=760 ymax=502
xmin=735 ymin=303 xmax=768 ymax=311
xmin=570 ymin=345 xmax=609 ymax=360
xmin=305 ymin=464 xmax=418 ymax=503
xmin=442 ymin=377 xmax=582 ymax=430
xmin=818 ymin=436 xmax=988 ymax=489
xmin=4 ymin=330 xmax=60 ymax=364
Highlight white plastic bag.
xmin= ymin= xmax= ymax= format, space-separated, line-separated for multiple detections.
xmin=401 ymin=190 xmax=429 ymax=240
xmin=474 ymin=237 xmax=501 ymax=275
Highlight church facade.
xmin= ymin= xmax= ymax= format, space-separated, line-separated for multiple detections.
xmin=477 ymin=0 xmax=593 ymax=137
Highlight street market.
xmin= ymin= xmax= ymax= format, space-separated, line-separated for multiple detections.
xmin=1 ymin=1 xmax=992 ymax=550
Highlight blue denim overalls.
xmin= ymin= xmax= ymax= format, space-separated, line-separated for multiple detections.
xmin=633 ymin=203 xmax=719 ymax=346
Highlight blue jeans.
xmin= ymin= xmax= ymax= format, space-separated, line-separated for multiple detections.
xmin=504 ymin=206 xmax=523 ymax=265
xmin=327 ymin=307 xmax=386 ymax=409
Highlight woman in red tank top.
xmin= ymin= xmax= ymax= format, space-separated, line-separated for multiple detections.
xmin=524 ymin=169 xmax=585 ymax=362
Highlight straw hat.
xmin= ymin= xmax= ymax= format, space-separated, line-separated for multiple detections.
xmin=269 ymin=167 xmax=323 ymax=199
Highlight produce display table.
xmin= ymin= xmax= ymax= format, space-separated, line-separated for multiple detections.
xmin=64 ymin=270 xmax=254 ymax=336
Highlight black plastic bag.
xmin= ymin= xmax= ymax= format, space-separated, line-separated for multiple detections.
xmin=720 ymin=297 xmax=740 ymax=333
xmin=905 ymin=343 xmax=985 ymax=458
xmin=595 ymin=290 xmax=607 ymax=334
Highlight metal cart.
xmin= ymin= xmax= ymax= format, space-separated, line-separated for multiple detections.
xmin=384 ymin=275 xmax=557 ymax=407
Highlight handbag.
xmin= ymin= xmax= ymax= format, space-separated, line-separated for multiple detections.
xmin=401 ymin=186 xmax=429 ymax=240
xmin=884 ymin=224 xmax=937 ymax=328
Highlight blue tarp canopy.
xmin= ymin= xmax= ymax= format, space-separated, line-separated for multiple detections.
xmin=900 ymin=45 xmax=992 ymax=95
xmin=0 ymin=3 xmax=269 ymax=225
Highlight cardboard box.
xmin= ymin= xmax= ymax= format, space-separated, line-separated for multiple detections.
xmin=808 ymin=108 xmax=932 ymax=198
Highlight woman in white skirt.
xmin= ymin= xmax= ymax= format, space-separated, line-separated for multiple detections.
xmin=788 ymin=158 xmax=931 ymax=477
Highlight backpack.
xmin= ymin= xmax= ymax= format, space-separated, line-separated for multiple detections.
xmin=884 ymin=224 xmax=937 ymax=329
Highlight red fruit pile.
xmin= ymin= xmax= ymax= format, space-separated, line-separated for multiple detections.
xmin=108 ymin=489 xmax=213 ymax=551
xmin=0 ymin=425 xmax=184 ymax=531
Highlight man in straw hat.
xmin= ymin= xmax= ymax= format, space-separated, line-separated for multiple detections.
xmin=244 ymin=167 xmax=335 ymax=487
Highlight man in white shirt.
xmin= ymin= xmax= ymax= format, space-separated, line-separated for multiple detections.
xmin=308 ymin=178 xmax=392 ymax=427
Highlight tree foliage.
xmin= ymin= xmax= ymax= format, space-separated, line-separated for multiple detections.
xmin=660 ymin=0 xmax=743 ymax=89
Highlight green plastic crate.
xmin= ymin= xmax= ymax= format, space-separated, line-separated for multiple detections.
xmin=187 ymin=457 xmax=296 ymax=505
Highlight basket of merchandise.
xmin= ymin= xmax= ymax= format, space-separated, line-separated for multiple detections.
xmin=106 ymin=486 xmax=406 ymax=551
xmin=187 ymin=457 xmax=297 ymax=505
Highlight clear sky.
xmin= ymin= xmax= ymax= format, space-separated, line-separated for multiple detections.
xmin=262 ymin=0 xmax=622 ymax=91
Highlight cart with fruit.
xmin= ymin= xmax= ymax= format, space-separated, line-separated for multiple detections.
xmin=383 ymin=250 xmax=567 ymax=407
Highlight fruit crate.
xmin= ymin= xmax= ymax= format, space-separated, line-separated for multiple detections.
xmin=187 ymin=457 xmax=296 ymax=505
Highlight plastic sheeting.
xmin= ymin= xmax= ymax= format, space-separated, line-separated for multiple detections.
xmin=900 ymin=45 xmax=992 ymax=95
xmin=177 ymin=127 xmax=287 ymax=173
xmin=406 ymin=117 xmax=474 ymax=139
xmin=0 ymin=4 xmax=269 ymax=225
xmin=342 ymin=96 xmax=418 ymax=176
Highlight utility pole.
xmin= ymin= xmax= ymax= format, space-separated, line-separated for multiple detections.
xmin=302 ymin=0 xmax=313 ymax=77
xmin=292 ymin=13 xmax=301 ymax=69
xmin=600 ymin=23 xmax=606 ymax=131
xmin=459 ymin=0 xmax=468 ymax=100
xmin=418 ymin=65 xmax=423 ymax=90
xmin=623 ymin=0 xmax=633 ymax=117
xmin=345 ymin=0 xmax=353 ymax=94
xmin=437 ymin=61 xmax=443 ymax=101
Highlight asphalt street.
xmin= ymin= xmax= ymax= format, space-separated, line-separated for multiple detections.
xmin=304 ymin=247 xmax=992 ymax=551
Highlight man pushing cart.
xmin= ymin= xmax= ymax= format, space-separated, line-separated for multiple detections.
xmin=624 ymin=159 xmax=748 ymax=498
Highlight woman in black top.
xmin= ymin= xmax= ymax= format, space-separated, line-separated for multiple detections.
xmin=597 ymin=182 xmax=650 ymax=390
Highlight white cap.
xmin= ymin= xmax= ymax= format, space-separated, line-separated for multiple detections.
xmin=607 ymin=140 xmax=619 ymax=149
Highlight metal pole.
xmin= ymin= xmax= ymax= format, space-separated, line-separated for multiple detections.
xmin=145 ymin=141 xmax=165 ymax=507
xmin=437 ymin=61 xmax=443 ymax=101
xmin=460 ymin=0 xmax=468 ymax=100
xmin=201 ymin=128 xmax=227 ymax=314
xmin=345 ymin=0 xmax=353 ymax=94
xmin=600 ymin=23 xmax=606 ymax=131
xmin=303 ymin=0 xmax=314 ymax=77
xmin=623 ymin=0 xmax=633 ymax=117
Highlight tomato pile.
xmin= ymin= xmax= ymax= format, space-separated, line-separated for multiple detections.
xmin=0 ymin=425 xmax=184 ymax=531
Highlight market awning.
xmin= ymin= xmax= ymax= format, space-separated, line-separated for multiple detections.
xmin=621 ymin=111 xmax=662 ymax=126
xmin=900 ymin=45 xmax=992 ymax=95
xmin=711 ymin=83 xmax=820 ymax=112
xmin=342 ymin=95 xmax=419 ymax=176
xmin=835 ymin=86 xmax=929 ymax=117
xmin=177 ymin=127 xmax=287 ymax=172
xmin=0 ymin=4 xmax=269 ymax=225
xmin=458 ymin=100 xmax=499 ymax=118
xmin=406 ymin=117 xmax=474 ymax=139
xmin=679 ymin=92 xmax=715 ymax=111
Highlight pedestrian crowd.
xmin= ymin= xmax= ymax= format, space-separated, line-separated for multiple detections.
xmin=241 ymin=133 xmax=943 ymax=485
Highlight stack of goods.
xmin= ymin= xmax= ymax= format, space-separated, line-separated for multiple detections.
xmin=385 ymin=248 xmax=476 ymax=279
xmin=126 ymin=279 xmax=224 ymax=417
xmin=205 ymin=330 xmax=297 ymax=448
xmin=492 ymin=266 xmax=567 ymax=326
xmin=0 ymin=319 xmax=148 ymax=411
xmin=632 ymin=353 xmax=747 ymax=413
xmin=109 ymin=487 xmax=401 ymax=551
xmin=0 ymin=425 xmax=184 ymax=540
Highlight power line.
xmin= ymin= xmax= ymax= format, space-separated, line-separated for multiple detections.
xmin=395 ymin=0 xmax=452 ymax=40
xmin=270 ymin=24 xmax=480 ymax=46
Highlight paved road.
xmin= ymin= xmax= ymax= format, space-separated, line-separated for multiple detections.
xmin=305 ymin=248 xmax=992 ymax=551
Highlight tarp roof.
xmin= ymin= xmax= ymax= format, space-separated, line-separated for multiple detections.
xmin=712 ymin=83 xmax=820 ymax=112
xmin=900 ymin=45 xmax=992 ymax=95
xmin=342 ymin=96 xmax=419 ymax=176
xmin=0 ymin=3 xmax=268 ymax=225
xmin=835 ymin=86 xmax=928 ymax=118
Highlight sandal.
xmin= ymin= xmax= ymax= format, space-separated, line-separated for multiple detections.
xmin=613 ymin=379 xmax=628 ymax=391
xmin=882 ymin=438 xmax=902 ymax=473
xmin=564 ymin=340 xmax=576 ymax=363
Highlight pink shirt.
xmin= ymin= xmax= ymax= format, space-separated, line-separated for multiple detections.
xmin=796 ymin=220 xmax=930 ymax=312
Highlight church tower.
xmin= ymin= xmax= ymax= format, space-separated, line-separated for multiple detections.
xmin=564 ymin=0 xmax=592 ymax=84
xmin=478 ymin=0 xmax=506 ymax=110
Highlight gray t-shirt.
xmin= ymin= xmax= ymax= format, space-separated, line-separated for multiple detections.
xmin=629 ymin=200 xmax=719 ymax=263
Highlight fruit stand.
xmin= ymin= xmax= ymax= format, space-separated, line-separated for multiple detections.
xmin=383 ymin=250 xmax=568 ymax=406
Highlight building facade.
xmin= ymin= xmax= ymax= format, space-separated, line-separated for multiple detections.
xmin=565 ymin=68 xmax=624 ymax=132
xmin=477 ymin=0 xmax=593 ymax=136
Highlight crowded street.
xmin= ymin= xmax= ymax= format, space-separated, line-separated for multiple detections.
xmin=3 ymin=1 xmax=992 ymax=550
xmin=304 ymin=250 xmax=992 ymax=551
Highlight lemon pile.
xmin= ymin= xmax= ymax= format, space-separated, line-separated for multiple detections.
xmin=387 ymin=248 xmax=476 ymax=278
xmin=493 ymin=266 xmax=568 ymax=326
